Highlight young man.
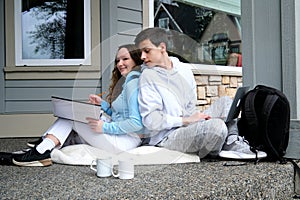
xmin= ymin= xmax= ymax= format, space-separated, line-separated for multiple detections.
xmin=134 ymin=27 xmax=266 ymax=159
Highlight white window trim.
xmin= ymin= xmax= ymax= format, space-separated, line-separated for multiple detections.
xmin=148 ymin=0 xmax=154 ymax=27
xmin=173 ymin=0 xmax=241 ymax=16
xmin=14 ymin=0 xmax=91 ymax=66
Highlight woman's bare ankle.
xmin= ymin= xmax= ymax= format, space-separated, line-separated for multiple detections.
xmin=45 ymin=134 xmax=60 ymax=146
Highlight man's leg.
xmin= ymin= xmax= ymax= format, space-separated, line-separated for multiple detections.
xmin=203 ymin=96 xmax=232 ymax=119
xmin=204 ymin=96 xmax=239 ymax=139
xmin=158 ymin=118 xmax=227 ymax=158
xmin=207 ymin=97 xmax=267 ymax=159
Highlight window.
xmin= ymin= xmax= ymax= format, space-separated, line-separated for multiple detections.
xmin=159 ymin=18 xmax=169 ymax=30
xmin=14 ymin=0 xmax=91 ymax=66
xmin=153 ymin=0 xmax=241 ymax=66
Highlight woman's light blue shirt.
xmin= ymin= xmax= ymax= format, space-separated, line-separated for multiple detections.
xmin=100 ymin=71 xmax=144 ymax=135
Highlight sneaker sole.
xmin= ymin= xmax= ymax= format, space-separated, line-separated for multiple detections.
xmin=26 ymin=143 xmax=35 ymax=148
xmin=12 ymin=158 xmax=52 ymax=167
xmin=218 ymin=150 xmax=267 ymax=160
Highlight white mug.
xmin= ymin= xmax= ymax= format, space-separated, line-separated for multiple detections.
xmin=90 ymin=157 xmax=112 ymax=178
xmin=112 ymin=159 xmax=134 ymax=179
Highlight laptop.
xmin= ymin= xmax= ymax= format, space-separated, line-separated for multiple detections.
xmin=224 ymin=86 xmax=250 ymax=123
xmin=51 ymin=96 xmax=109 ymax=124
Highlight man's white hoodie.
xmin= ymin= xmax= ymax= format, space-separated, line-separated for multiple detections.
xmin=138 ymin=57 xmax=198 ymax=145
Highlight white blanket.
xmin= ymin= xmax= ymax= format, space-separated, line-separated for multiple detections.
xmin=51 ymin=144 xmax=200 ymax=165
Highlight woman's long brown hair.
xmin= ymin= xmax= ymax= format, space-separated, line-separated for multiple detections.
xmin=106 ymin=44 xmax=143 ymax=105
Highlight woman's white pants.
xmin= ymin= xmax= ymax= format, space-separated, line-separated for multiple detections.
xmin=43 ymin=118 xmax=141 ymax=154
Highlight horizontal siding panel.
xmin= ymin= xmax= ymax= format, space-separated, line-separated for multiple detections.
xmin=118 ymin=0 xmax=142 ymax=11
xmin=118 ymin=8 xmax=142 ymax=23
xmin=117 ymin=34 xmax=138 ymax=45
xmin=117 ymin=21 xmax=142 ymax=35
xmin=6 ymin=101 xmax=53 ymax=113
xmin=6 ymin=80 xmax=101 ymax=88
xmin=6 ymin=88 xmax=100 ymax=101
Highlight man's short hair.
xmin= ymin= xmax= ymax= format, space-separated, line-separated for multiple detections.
xmin=134 ymin=27 xmax=168 ymax=47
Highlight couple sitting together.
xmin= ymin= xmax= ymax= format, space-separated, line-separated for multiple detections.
xmin=12 ymin=27 xmax=267 ymax=167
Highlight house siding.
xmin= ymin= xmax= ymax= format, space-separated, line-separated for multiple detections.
xmin=117 ymin=1 xmax=143 ymax=42
xmin=100 ymin=0 xmax=143 ymax=94
xmin=5 ymin=80 xmax=101 ymax=113
xmin=1 ymin=0 xmax=143 ymax=114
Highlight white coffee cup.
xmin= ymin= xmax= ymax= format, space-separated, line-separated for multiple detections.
xmin=112 ymin=159 xmax=134 ymax=179
xmin=90 ymin=157 xmax=112 ymax=178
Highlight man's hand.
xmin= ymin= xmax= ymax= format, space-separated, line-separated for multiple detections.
xmin=86 ymin=117 xmax=104 ymax=133
xmin=182 ymin=112 xmax=211 ymax=126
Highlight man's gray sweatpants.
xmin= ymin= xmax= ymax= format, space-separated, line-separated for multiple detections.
xmin=158 ymin=96 xmax=238 ymax=158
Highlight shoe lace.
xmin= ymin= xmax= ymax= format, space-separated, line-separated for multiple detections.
xmin=232 ymin=135 xmax=249 ymax=147
xmin=237 ymin=135 xmax=247 ymax=142
xmin=236 ymin=136 xmax=259 ymax=161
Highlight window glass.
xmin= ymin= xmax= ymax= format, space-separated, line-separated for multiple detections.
xmin=14 ymin=0 xmax=91 ymax=66
xmin=154 ymin=0 xmax=241 ymax=66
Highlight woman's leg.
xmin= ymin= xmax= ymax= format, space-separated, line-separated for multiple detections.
xmin=32 ymin=118 xmax=75 ymax=154
xmin=12 ymin=118 xmax=74 ymax=166
xmin=41 ymin=119 xmax=141 ymax=153
xmin=42 ymin=118 xmax=74 ymax=147
xmin=73 ymin=122 xmax=141 ymax=154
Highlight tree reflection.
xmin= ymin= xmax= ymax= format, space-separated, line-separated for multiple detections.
xmin=25 ymin=0 xmax=67 ymax=59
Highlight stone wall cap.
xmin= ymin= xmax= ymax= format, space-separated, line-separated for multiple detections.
xmin=189 ymin=64 xmax=242 ymax=76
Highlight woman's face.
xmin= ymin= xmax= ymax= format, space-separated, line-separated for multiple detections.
xmin=116 ymin=47 xmax=136 ymax=76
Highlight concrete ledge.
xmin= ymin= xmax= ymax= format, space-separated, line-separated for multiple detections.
xmin=0 ymin=114 xmax=56 ymax=138
xmin=285 ymin=119 xmax=300 ymax=159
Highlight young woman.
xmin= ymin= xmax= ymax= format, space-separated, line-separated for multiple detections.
xmin=13 ymin=44 xmax=145 ymax=167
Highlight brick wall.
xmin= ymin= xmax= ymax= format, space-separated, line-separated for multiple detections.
xmin=191 ymin=65 xmax=243 ymax=111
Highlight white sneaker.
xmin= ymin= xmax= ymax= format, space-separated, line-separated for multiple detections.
xmin=218 ymin=135 xmax=267 ymax=160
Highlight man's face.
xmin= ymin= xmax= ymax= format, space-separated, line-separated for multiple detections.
xmin=138 ymin=39 xmax=164 ymax=67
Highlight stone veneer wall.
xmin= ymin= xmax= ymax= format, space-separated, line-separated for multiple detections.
xmin=191 ymin=65 xmax=243 ymax=111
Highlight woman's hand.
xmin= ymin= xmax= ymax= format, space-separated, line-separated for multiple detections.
xmin=86 ymin=117 xmax=104 ymax=133
xmin=89 ymin=94 xmax=102 ymax=105
xmin=182 ymin=112 xmax=211 ymax=126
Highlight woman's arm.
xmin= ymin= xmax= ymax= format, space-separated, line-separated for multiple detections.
xmin=89 ymin=94 xmax=112 ymax=116
xmin=100 ymin=100 xmax=112 ymax=116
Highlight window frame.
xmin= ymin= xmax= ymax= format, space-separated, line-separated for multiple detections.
xmin=152 ymin=0 xmax=241 ymax=66
xmin=14 ymin=0 xmax=91 ymax=66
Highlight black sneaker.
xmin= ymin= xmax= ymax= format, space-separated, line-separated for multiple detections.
xmin=26 ymin=137 xmax=43 ymax=148
xmin=12 ymin=148 xmax=52 ymax=167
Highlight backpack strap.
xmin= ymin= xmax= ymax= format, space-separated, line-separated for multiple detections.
xmin=242 ymin=89 xmax=262 ymax=162
xmin=261 ymin=94 xmax=282 ymax=160
xmin=243 ymin=89 xmax=260 ymax=143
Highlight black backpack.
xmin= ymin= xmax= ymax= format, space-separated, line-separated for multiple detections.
xmin=237 ymin=85 xmax=290 ymax=161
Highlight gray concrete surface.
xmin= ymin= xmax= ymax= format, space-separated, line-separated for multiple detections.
xmin=0 ymin=137 xmax=298 ymax=199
